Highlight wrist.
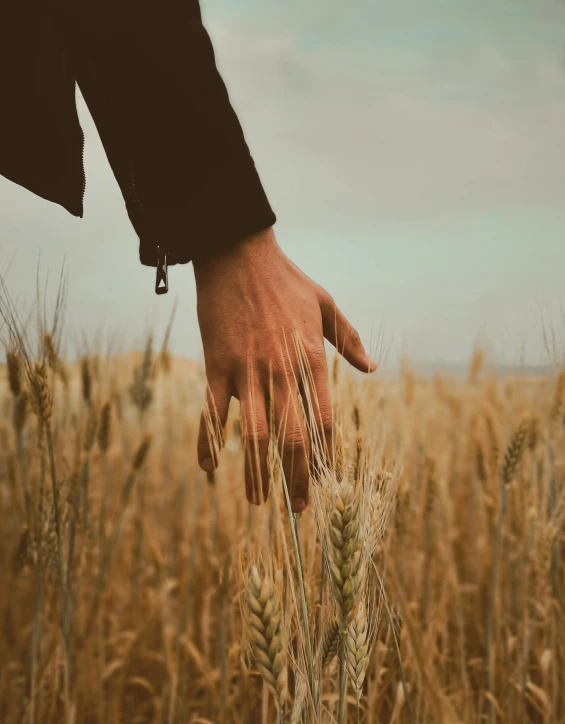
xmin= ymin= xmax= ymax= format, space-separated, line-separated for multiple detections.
xmin=193 ymin=226 xmax=277 ymax=283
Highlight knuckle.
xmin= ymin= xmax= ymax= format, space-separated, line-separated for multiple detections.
xmin=283 ymin=429 xmax=306 ymax=452
xmin=308 ymin=345 xmax=326 ymax=371
xmin=348 ymin=327 xmax=361 ymax=346
xmin=318 ymin=287 xmax=334 ymax=309
xmin=205 ymin=354 xmax=232 ymax=375
xmin=241 ymin=418 xmax=269 ymax=444
xmin=271 ymin=363 xmax=288 ymax=385
xmin=238 ymin=357 xmax=268 ymax=387
xmin=247 ymin=430 xmax=269 ymax=445
xmin=233 ymin=355 xmax=252 ymax=376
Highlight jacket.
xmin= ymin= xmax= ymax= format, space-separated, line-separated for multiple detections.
xmin=0 ymin=0 xmax=277 ymax=294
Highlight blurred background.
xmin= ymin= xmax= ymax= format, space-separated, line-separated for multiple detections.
xmin=1 ymin=0 xmax=565 ymax=370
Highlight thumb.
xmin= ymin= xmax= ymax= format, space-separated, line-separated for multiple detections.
xmin=319 ymin=293 xmax=376 ymax=373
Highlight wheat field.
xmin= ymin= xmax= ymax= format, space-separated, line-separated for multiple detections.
xmin=0 ymin=300 xmax=563 ymax=723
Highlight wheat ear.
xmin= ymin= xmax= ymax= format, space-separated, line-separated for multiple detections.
xmin=6 ymin=349 xmax=22 ymax=397
xmin=246 ymin=565 xmax=288 ymax=715
xmin=346 ymin=600 xmax=370 ymax=692
xmin=329 ymin=479 xmax=363 ymax=624
xmin=500 ymin=421 xmax=528 ymax=485
xmin=322 ymin=617 xmax=340 ymax=668
xmin=328 ymin=477 xmax=363 ymax=724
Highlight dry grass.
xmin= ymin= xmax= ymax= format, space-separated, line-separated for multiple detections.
xmin=0 ymin=294 xmax=564 ymax=723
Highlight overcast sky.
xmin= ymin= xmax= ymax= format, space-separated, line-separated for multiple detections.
xmin=2 ymin=0 xmax=565 ymax=367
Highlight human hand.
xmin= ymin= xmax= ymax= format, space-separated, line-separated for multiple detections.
xmin=193 ymin=227 xmax=376 ymax=512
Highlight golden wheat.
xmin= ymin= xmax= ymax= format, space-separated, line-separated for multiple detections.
xmin=0 ymin=292 xmax=563 ymax=724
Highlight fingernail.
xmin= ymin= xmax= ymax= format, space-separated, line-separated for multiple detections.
xmin=369 ymin=359 xmax=377 ymax=372
xmin=201 ymin=457 xmax=215 ymax=472
xmin=292 ymin=497 xmax=307 ymax=513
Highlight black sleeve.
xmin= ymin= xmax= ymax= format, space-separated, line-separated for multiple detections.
xmin=59 ymin=0 xmax=276 ymax=267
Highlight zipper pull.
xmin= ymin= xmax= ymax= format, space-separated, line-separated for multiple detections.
xmin=155 ymin=246 xmax=168 ymax=295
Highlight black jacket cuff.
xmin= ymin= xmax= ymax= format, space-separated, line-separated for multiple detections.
xmin=133 ymin=157 xmax=276 ymax=267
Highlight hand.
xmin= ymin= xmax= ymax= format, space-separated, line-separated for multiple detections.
xmin=193 ymin=227 xmax=376 ymax=512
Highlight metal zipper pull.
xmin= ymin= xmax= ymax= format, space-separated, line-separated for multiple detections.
xmin=155 ymin=246 xmax=168 ymax=295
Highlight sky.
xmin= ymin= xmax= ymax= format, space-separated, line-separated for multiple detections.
xmin=2 ymin=0 xmax=565 ymax=368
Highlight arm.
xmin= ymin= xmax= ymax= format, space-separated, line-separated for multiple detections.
xmin=64 ymin=0 xmax=376 ymax=510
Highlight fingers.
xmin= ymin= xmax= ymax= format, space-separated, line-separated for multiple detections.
xmin=273 ymin=379 xmax=310 ymax=513
xmin=198 ymin=339 xmax=333 ymax=513
xmin=319 ymin=293 xmax=376 ymax=373
xmin=238 ymin=381 xmax=271 ymax=506
xmin=307 ymin=356 xmax=335 ymax=475
xmin=197 ymin=376 xmax=231 ymax=471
